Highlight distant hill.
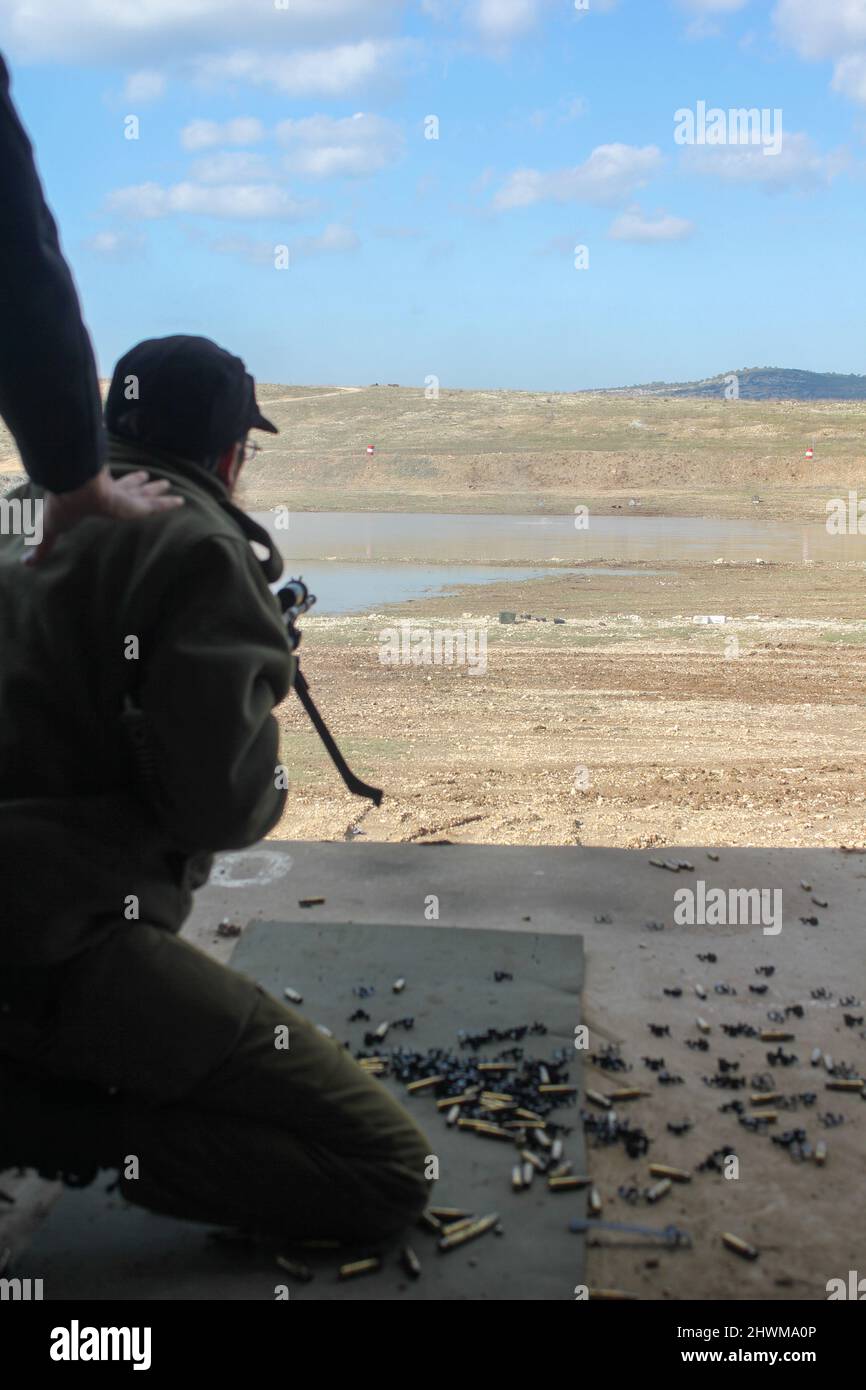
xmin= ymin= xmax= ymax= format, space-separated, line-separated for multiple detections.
xmin=594 ymin=367 xmax=866 ymax=401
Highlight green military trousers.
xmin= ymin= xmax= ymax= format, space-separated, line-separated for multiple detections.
xmin=0 ymin=922 xmax=431 ymax=1242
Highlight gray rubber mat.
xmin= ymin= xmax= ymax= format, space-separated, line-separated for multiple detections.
xmin=18 ymin=921 xmax=585 ymax=1301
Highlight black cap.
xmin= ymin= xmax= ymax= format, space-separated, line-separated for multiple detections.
xmin=105 ymin=335 xmax=277 ymax=462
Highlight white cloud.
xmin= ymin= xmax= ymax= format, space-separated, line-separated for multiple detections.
xmin=209 ymin=236 xmax=284 ymax=267
xmin=190 ymin=152 xmax=275 ymax=184
xmin=292 ymin=222 xmax=361 ymax=258
xmin=422 ymin=0 xmax=619 ymax=44
xmin=122 ymin=70 xmax=166 ymax=103
xmin=83 ymin=229 xmax=147 ymax=258
xmin=212 ymin=222 xmax=360 ymax=264
xmin=608 ymin=205 xmax=695 ymax=241
xmin=677 ymin=0 xmax=748 ymax=12
xmin=524 ymin=96 xmax=587 ymax=131
xmin=0 ymin=0 xmax=402 ymax=63
xmin=538 ymin=233 xmax=582 ymax=256
xmin=772 ymin=0 xmax=866 ymax=60
xmin=468 ymin=0 xmax=546 ymax=42
xmin=276 ymin=112 xmax=404 ymax=177
xmin=106 ymin=181 xmax=318 ymax=221
xmin=493 ymin=144 xmax=663 ymax=210
xmin=676 ymin=0 xmax=749 ymax=40
xmin=374 ymin=225 xmax=424 ymax=238
xmin=181 ymin=117 xmax=265 ymax=151
xmin=833 ymin=52 xmax=866 ymax=105
xmin=193 ymin=40 xmax=403 ymax=97
xmin=773 ymin=1 xmax=866 ymax=107
xmin=681 ymin=130 xmax=848 ymax=189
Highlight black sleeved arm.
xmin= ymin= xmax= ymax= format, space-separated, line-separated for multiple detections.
xmin=0 ymin=52 xmax=105 ymax=492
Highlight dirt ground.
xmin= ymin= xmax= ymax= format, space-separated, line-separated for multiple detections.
xmin=273 ymin=560 xmax=866 ymax=851
xmin=5 ymin=383 xmax=866 ymax=520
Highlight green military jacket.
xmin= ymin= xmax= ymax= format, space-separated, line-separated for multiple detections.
xmin=0 ymin=436 xmax=295 ymax=965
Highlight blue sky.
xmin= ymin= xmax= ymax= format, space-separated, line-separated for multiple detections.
xmin=3 ymin=0 xmax=866 ymax=391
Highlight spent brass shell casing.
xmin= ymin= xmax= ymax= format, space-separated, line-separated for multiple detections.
xmin=696 ymin=1017 xmax=711 ymax=1034
xmin=457 ymin=1119 xmax=512 ymax=1140
xmin=521 ymin=1161 xmax=535 ymax=1188
xmin=608 ymin=1088 xmax=648 ymax=1102
xmin=722 ymin=1233 xmax=759 ymax=1261
xmin=749 ymin=1110 xmax=778 ymax=1123
xmin=284 ymin=988 xmax=303 ymax=1004
xmin=648 ymin=1164 xmax=691 ymax=1183
xmin=588 ymin=1289 xmax=639 ymax=1301
xmin=401 ymin=1246 xmax=421 ymax=1278
xmin=551 ymin=1139 xmax=563 ymax=1162
xmin=429 ymin=1207 xmax=469 ymax=1220
xmin=392 ymin=978 xmax=406 ymax=994
xmin=446 ymin=1105 xmax=460 ymax=1126
xmin=823 ymin=1054 xmax=834 ymax=1072
xmin=520 ymin=1148 xmax=547 ymax=1172
xmin=750 ymin=1092 xmax=781 ymax=1105
xmin=438 ymin=1213 xmax=500 ymax=1252
xmin=316 ymin=1024 xmax=333 ymax=1038
xmin=481 ymin=1091 xmax=514 ymax=1103
xmin=275 ymin=1255 xmax=314 ymax=1283
xmin=512 ymin=1164 xmax=524 ymax=1192
xmin=533 ymin=1129 xmax=553 ymax=1150
xmin=515 ymin=1108 xmax=543 ymax=1123
xmin=814 ymin=1140 xmax=827 ymax=1166
xmin=761 ymin=1030 xmax=794 ymax=1042
xmin=539 ymin=1084 xmax=576 ymax=1095
xmin=811 ymin=1047 xmax=822 ymax=1066
xmin=407 ymin=1075 xmax=443 ymax=1093
xmin=441 ymin=1216 xmax=476 ymax=1238
xmin=548 ymin=1175 xmax=591 ymax=1192
xmin=338 ymin=1258 xmax=381 ymax=1280
xmin=549 ymin=1161 xmax=573 ymax=1179
xmin=588 ymin=1185 xmax=603 ymax=1216
xmin=646 ymin=1179 xmax=672 ymax=1203
xmin=477 ymin=1063 xmax=514 ymax=1073
xmin=373 ymin=1021 xmax=390 ymax=1041
xmin=539 ymin=1066 xmax=551 ymax=1085
xmin=695 ymin=984 xmax=707 ymax=999
xmin=436 ymin=1093 xmax=474 ymax=1110
xmin=418 ymin=1210 xmax=442 ymax=1233
xmin=826 ymin=1079 xmax=864 ymax=1092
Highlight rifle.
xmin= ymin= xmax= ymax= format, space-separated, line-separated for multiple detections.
xmin=277 ymin=578 xmax=383 ymax=807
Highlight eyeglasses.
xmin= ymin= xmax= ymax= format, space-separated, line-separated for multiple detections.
xmin=242 ymin=440 xmax=262 ymax=462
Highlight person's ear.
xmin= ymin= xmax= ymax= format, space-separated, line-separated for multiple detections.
xmin=215 ymin=442 xmax=243 ymax=490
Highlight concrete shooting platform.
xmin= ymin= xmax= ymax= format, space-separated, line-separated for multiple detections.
xmin=6 ymin=842 xmax=866 ymax=1302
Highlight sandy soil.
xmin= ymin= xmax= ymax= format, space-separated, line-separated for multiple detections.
xmin=5 ymin=384 xmax=866 ymax=520
xmin=272 ymin=561 xmax=866 ymax=851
